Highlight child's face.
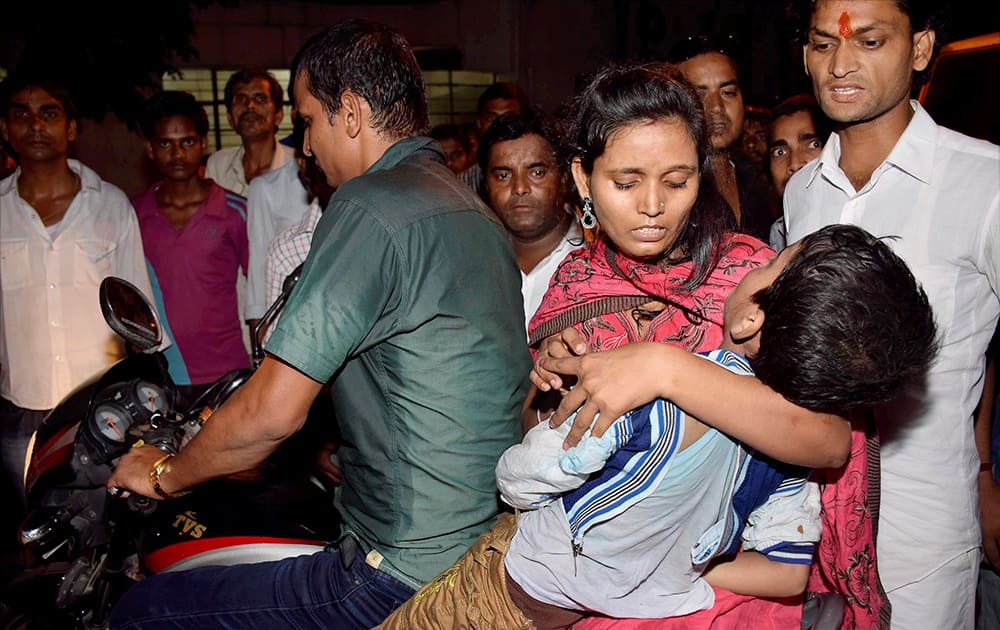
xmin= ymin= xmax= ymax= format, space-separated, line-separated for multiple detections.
xmin=723 ymin=242 xmax=800 ymax=341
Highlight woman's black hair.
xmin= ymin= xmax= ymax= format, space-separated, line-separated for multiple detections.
xmin=565 ymin=61 xmax=735 ymax=290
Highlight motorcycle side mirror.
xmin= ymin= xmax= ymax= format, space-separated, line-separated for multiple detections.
xmin=251 ymin=263 xmax=304 ymax=367
xmin=99 ymin=277 xmax=162 ymax=352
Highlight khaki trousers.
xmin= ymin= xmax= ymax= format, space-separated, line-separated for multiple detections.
xmin=376 ymin=513 xmax=534 ymax=630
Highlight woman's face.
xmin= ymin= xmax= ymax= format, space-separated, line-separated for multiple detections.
xmin=572 ymin=117 xmax=700 ymax=262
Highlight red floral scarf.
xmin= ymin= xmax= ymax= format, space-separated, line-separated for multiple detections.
xmin=527 ymin=232 xmax=773 ymax=354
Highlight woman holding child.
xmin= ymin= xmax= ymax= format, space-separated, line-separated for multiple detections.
xmin=530 ymin=68 xmax=895 ymax=630
xmin=521 ymin=61 xmax=829 ymax=630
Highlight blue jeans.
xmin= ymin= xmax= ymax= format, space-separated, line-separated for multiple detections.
xmin=109 ymin=547 xmax=416 ymax=629
xmin=0 ymin=396 xmax=49 ymax=501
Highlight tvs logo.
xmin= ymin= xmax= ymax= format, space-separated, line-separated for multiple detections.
xmin=172 ymin=510 xmax=207 ymax=538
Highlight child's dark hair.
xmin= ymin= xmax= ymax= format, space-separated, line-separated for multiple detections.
xmin=752 ymin=224 xmax=937 ymax=414
xmin=140 ymin=91 xmax=209 ymax=140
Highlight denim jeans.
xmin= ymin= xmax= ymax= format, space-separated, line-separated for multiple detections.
xmin=0 ymin=396 xmax=49 ymax=501
xmin=109 ymin=547 xmax=416 ymax=629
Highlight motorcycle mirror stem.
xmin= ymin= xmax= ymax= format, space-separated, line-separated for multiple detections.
xmin=250 ymin=263 xmax=304 ymax=368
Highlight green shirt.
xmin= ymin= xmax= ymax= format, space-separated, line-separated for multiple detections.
xmin=266 ymin=136 xmax=530 ymax=588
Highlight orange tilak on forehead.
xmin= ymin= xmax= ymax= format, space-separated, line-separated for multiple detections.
xmin=838 ymin=11 xmax=853 ymax=37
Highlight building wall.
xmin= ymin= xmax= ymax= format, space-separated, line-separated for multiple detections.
xmin=2 ymin=0 xmax=795 ymax=194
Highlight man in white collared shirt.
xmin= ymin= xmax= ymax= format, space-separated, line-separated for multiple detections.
xmin=784 ymin=2 xmax=999 ymax=627
xmin=0 ymin=73 xmax=153 ymax=513
xmin=204 ymin=69 xmax=294 ymax=197
xmin=479 ymin=111 xmax=584 ymax=337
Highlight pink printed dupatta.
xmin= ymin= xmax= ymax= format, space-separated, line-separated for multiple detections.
xmin=527 ymin=232 xmax=772 ymax=354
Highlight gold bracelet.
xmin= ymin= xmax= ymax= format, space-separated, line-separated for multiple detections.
xmin=149 ymin=453 xmax=191 ymax=499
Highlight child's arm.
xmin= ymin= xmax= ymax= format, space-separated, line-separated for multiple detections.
xmin=703 ymin=475 xmax=821 ymax=597
xmin=495 ymin=419 xmax=592 ymax=509
xmin=701 ymin=551 xmax=810 ymax=598
xmin=535 ymin=339 xmax=850 ymax=468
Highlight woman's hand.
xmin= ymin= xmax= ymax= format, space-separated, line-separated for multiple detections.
xmin=540 ymin=342 xmax=671 ymax=447
xmin=530 ymin=327 xmax=590 ymax=392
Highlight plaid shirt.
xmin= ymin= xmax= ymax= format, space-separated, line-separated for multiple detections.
xmin=264 ymin=200 xmax=321 ymax=311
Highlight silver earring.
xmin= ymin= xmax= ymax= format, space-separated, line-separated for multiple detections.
xmin=580 ymin=195 xmax=597 ymax=230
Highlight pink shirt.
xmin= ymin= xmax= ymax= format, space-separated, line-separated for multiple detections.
xmin=133 ymin=182 xmax=250 ymax=384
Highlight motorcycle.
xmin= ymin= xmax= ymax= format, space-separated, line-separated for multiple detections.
xmin=1 ymin=269 xmax=340 ymax=629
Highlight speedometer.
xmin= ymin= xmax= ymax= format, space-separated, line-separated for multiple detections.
xmin=135 ymin=382 xmax=167 ymax=414
xmin=93 ymin=403 xmax=130 ymax=443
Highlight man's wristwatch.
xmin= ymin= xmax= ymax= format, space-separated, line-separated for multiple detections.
xmin=149 ymin=453 xmax=192 ymax=499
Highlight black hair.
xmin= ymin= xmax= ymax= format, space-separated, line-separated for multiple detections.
xmin=477 ymin=82 xmax=531 ymax=116
xmin=477 ymin=109 xmax=570 ymax=211
xmin=223 ymin=68 xmax=284 ymax=110
xmin=752 ymin=224 xmax=938 ymax=414
xmin=0 ymin=70 xmax=78 ymax=123
xmin=768 ymin=93 xmax=832 ymax=147
xmin=789 ymin=0 xmax=947 ymax=87
xmin=430 ymin=123 xmax=470 ymax=152
xmin=477 ymin=109 xmax=564 ymax=176
xmin=565 ymin=61 xmax=736 ymax=290
xmin=140 ymin=90 xmax=209 ymax=140
xmin=666 ymin=33 xmax=742 ymax=69
xmin=290 ymin=18 xmax=428 ymax=138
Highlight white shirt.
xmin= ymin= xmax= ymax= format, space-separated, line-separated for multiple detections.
xmin=784 ymin=102 xmax=1000 ymax=589
xmin=244 ymin=159 xmax=311 ymax=320
xmin=0 ymin=160 xmax=154 ymax=410
xmin=205 ymin=142 xmax=295 ymax=197
xmin=521 ymin=222 xmax=585 ymax=335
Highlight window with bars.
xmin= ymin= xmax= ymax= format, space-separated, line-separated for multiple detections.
xmin=162 ymin=67 xmax=506 ymax=153
xmin=162 ymin=68 xmax=294 ymax=153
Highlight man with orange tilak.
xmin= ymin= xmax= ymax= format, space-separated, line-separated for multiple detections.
xmin=785 ymin=1 xmax=999 ymax=626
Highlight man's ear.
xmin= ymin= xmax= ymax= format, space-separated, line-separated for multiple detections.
xmin=339 ymin=90 xmax=365 ymax=139
xmin=802 ymin=44 xmax=811 ymax=77
xmin=570 ymin=158 xmax=591 ymax=199
xmin=144 ymin=140 xmax=154 ymax=161
xmin=67 ymin=119 xmax=78 ymax=143
xmin=912 ymin=29 xmax=936 ymax=72
xmin=729 ymin=303 xmax=765 ymax=343
xmin=0 ymin=119 xmax=7 ymax=144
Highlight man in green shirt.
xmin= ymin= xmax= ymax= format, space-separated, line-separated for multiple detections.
xmin=108 ymin=18 xmax=530 ymax=629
